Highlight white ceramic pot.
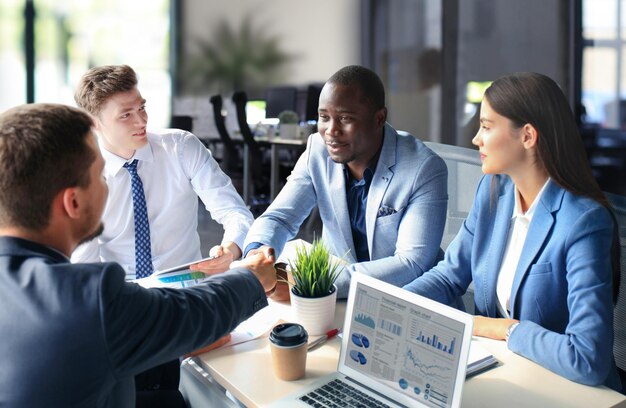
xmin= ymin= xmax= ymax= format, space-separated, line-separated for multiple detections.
xmin=279 ymin=123 xmax=299 ymax=139
xmin=290 ymin=285 xmax=337 ymax=336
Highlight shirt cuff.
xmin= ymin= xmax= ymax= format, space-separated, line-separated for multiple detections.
xmin=222 ymin=227 xmax=249 ymax=255
xmin=243 ymin=242 xmax=264 ymax=257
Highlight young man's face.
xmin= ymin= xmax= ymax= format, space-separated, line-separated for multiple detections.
xmin=93 ymin=87 xmax=148 ymax=159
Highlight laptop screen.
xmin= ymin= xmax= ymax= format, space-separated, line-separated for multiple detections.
xmin=339 ymin=274 xmax=472 ymax=408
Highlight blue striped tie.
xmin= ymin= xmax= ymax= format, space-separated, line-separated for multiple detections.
xmin=123 ymin=159 xmax=154 ymax=278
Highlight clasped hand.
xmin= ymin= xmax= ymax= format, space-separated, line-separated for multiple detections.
xmin=190 ymin=243 xmax=277 ymax=294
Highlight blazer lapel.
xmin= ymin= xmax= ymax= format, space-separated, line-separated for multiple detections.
xmin=365 ymin=125 xmax=396 ymax=254
xmin=509 ymin=181 xmax=561 ymax=317
xmin=484 ymin=178 xmax=515 ymax=317
xmin=328 ymin=157 xmax=356 ymax=262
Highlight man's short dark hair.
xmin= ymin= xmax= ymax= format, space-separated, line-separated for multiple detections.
xmin=0 ymin=103 xmax=95 ymax=231
xmin=327 ymin=65 xmax=385 ymax=110
xmin=74 ymin=65 xmax=138 ymax=115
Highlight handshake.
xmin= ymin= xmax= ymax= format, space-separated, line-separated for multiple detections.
xmin=236 ymin=246 xmax=291 ymax=301
xmin=191 ymin=244 xmax=287 ymax=300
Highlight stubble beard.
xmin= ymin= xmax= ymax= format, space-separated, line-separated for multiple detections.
xmin=78 ymin=222 xmax=104 ymax=247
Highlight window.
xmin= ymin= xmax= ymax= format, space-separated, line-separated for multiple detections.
xmin=0 ymin=0 xmax=26 ymax=111
xmin=0 ymin=0 xmax=172 ymax=127
xmin=581 ymin=0 xmax=626 ymax=195
xmin=582 ymin=0 xmax=626 ymax=128
xmin=362 ymin=0 xmax=443 ymax=142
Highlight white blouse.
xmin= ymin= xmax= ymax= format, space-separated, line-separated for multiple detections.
xmin=496 ymin=178 xmax=551 ymax=317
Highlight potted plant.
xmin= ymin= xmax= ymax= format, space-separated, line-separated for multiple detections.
xmin=277 ymin=110 xmax=300 ymax=139
xmin=288 ymin=239 xmax=343 ymax=335
xmin=177 ymin=16 xmax=293 ymax=95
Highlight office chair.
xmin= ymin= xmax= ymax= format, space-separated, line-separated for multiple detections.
xmin=590 ymin=129 xmax=626 ymax=196
xmin=232 ymin=91 xmax=262 ymax=152
xmin=608 ymin=192 xmax=626 ymax=393
xmin=424 ymin=141 xmax=483 ymax=314
xmin=296 ymin=83 xmax=323 ymax=122
xmin=209 ymin=95 xmax=242 ymax=176
xmin=231 ymin=91 xmax=271 ymax=212
xmin=423 ymin=142 xmax=483 ymax=250
xmin=170 ymin=115 xmax=194 ymax=132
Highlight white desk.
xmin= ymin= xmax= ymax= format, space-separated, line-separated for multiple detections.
xmin=192 ymin=301 xmax=626 ymax=408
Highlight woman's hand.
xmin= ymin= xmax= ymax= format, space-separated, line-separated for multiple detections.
xmin=473 ymin=316 xmax=518 ymax=340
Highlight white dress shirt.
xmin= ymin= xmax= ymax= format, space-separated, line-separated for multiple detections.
xmin=496 ymin=178 xmax=551 ymax=317
xmin=71 ymin=129 xmax=253 ymax=280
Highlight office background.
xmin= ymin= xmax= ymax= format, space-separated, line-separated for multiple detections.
xmin=0 ymin=0 xmax=623 ymax=195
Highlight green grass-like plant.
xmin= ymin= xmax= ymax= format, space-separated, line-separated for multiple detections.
xmin=289 ymin=239 xmax=343 ymax=298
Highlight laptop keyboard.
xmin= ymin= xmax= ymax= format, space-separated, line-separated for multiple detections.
xmin=298 ymin=378 xmax=391 ymax=408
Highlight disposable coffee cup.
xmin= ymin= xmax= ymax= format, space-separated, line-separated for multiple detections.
xmin=269 ymin=323 xmax=308 ymax=381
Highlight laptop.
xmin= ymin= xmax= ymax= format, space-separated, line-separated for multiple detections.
xmin=268 ymin=273 xmax=474 ymax=408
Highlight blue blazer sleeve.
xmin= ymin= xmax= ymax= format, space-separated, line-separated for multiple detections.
xmin=401 ymin=174 xmax=485 ymax=305
xmin=507 ymin=204 xmax=618 ymax=388
xmin=243 ymin=136 xmax=318 ymax=256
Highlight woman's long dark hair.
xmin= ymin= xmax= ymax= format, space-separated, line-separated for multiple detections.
xmin=484 ymin=72 xmax=620 ymax=302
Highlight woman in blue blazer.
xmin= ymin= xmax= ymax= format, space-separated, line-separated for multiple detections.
xmin=404 ymin=72 xmax=622 ymax=390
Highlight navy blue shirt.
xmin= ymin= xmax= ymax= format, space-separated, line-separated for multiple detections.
xmin=244 ymin=144 xmax=382 ymax=261
xmin=345 ymin=166 xmax=375 ymax=262
xmin=245 ymin=166 xmax=376 ymax=262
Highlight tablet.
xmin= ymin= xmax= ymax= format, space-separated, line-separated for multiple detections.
xmin=154 ymin=256 xmax=216 ymax=275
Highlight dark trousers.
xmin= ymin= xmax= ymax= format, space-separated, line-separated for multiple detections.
xmin=135 ymin=359 xmax=187 ymax=408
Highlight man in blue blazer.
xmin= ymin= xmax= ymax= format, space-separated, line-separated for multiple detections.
xmin=244 ymin=65 xmax=448 ymax=298
xmin=0 ymin=103 xmax=277 ymax=407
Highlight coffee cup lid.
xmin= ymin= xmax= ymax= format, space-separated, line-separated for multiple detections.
xmin=270 ymin=323 xmax=308 ymax=347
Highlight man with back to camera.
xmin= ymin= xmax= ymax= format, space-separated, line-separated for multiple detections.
xmin=0 ymin=103 xmax=276 ymax=407
xmin=240 ymin=65 xmax=449 ymax=299
xmin=71 ymin=64 xmax=255 ymax=405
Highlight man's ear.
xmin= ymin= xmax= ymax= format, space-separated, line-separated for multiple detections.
xmin=60 ymin=187 xmax=81 ymax=219
xmin=521 ymin=123 xmax=538 ymax=150
xmin=90 ymin=113 xmax=102 ymax=132
xmin=375 ymin=107 xmax=387 ymax=128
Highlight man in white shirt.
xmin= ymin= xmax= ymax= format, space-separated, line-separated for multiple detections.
xmin=72 ymin=65 xmax=253 ymax=277
xmin=71 ymin=64 xmax=254 ymax=407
